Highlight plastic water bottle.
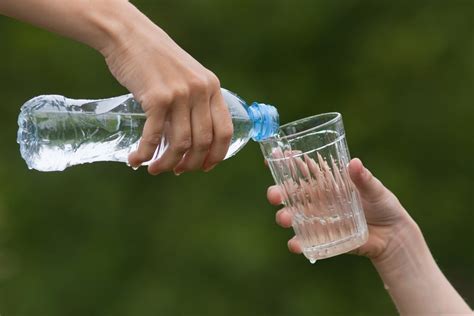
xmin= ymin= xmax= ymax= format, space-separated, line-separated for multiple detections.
xmin=17 ymin=88 xmax=279 ymax=172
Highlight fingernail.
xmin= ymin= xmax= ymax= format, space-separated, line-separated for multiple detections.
xmin=174 ymin=169 xmax=183 ymax=176
xmin=203 ymin=164 xmax=216 ymax=172
xmin=126 ymin=161 xmax=141 ymax=170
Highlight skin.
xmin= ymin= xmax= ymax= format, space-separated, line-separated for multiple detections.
xmin=268 ymin=158 xmax=472 ymax=314
xmin=0 ymin=0 xmax=233 ymax=175
xmin=1 ymin=1 xmax=471 ymax=313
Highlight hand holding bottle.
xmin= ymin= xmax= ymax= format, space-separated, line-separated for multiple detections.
xmin=0 ymin=0 xmax=234 ymax=175
xmin=101 ymin=16 xmax=234 ymax=175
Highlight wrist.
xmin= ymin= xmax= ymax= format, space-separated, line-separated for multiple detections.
xmin=369 ymin=211 xmax=472 ymax=313
xmin=371 ymin=215 xmax=430 ymax=278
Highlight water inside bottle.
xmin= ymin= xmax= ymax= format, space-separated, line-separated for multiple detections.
xmin=18 ymin=111 xmax=146 ymax=171
xmin=18 ymin=108 xmax=255 ymax=172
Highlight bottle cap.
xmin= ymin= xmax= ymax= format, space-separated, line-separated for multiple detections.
xmin=247 ymin=102 xmax=280 ymax=141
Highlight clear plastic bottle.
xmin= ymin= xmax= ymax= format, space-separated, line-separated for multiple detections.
xmin=17 ymin=88 xmax=279 ymax=172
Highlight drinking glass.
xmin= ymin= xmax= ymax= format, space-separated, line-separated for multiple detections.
xmin=260 ymin=113 xmax=368 ymax=263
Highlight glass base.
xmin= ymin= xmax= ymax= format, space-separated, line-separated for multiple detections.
xmin=303 ymin=230 xmax=369 ymax=263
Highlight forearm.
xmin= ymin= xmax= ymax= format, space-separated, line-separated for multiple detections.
xmin=0 ymin=0 xmax=146 ymax=54
xmin=372 ymin=218 xmax=471 ymax=314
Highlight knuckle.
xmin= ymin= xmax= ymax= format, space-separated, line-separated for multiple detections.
xmin=188 ymin=75 xmax=209 ymax=94
xmin=140 ymin=91 xmax=173 ymax=110
xmin=206 ymin=71 xmax=221 ymax=90
xmin=171 ymin=85 xmax=190 ymax=100
xmin=187 ymin=71 xmax=220 ymax=96
xmin=194 ymin=133 xmax=213 ymax=151
xmin=171 ymin=137 xmax=192 ymax=153
xmin=141 ymin=133 xmax=162 ymax=146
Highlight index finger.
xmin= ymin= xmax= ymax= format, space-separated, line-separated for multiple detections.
xmin=128 ymin=112 xmax=166 ymax=167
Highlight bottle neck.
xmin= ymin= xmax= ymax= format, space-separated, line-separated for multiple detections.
xmin=246 ymin=102 xmax=279 ymax=141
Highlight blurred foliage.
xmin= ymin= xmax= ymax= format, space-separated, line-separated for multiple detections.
xmin=0 ymin=1 xmax=473 ymax=315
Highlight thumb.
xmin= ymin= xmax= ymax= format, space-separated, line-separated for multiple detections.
xmin=349 ymin=158 xmax=387 ymax=204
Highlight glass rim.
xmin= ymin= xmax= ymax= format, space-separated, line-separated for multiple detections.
xmin=260 ymin=112 xmax=342 ymax=144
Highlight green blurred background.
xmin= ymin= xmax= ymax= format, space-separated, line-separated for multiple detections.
xmin=0 ymin=1 xmax=473 ymax=315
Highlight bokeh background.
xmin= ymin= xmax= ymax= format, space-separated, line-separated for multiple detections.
xmin=0 ymin=1 xmax=473 ymax=315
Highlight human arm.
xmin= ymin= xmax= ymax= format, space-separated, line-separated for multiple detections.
xmin=0 ymin=0 xmax=233 ymax=174
xmin=268 ymin=158 xmax=472 ymax=314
